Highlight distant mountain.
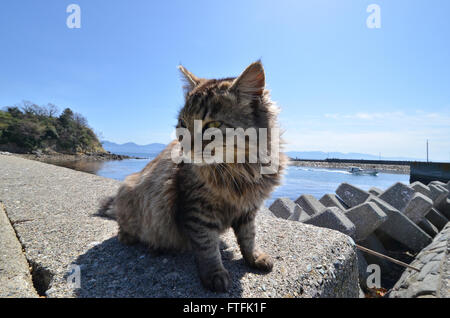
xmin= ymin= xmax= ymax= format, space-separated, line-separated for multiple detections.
xmin=102 ymin=141 xmax=421 ymax=162
xmin=286 ymin=151 xmax=421 ymax=162
xmin=101 ymin=141 xmax=166 ymax=155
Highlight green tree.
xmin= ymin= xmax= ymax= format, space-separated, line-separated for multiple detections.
xmin=0 ymin=102 xmax=105 ymax=154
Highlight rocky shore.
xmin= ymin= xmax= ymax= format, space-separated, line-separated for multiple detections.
xmin=0 ymin=150 xmax=138 ymax=163
xmin=289 ymin=160 xmax=410 ymax=174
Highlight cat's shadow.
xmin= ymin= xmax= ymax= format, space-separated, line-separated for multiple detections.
xmin=73 ymin=232 xmax=270 ymax=297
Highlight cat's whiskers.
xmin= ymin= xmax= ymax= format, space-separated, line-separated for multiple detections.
xmin=222 ymin=163 xmax=245 ymax=195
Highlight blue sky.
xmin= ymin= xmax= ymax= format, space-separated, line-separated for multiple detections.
xmin=1 ymin=0 xmax=449 ymax=161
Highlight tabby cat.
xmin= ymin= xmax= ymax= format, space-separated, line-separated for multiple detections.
xmin=99 ymin=61 xmax=286 ymax=292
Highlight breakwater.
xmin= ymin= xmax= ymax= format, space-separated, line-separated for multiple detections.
xmin=290 ymin=158 xmax=450 ymax=184
xmin=289 ymin=158 xmax=409 ymax=174
xmin=410 ymin=162 xmax=450 ymax=185
xmin=268 ymin=178 xmax=450 ymax=297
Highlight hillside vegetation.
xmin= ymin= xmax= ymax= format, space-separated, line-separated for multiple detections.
xmin=0 ymin=101 xmax=105 ymax=154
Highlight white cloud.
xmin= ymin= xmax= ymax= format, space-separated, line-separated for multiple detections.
xmin=280 ymin=110 xmax=450 ymax=161
xmin=324 ymin=111 xmax=406 ymax=120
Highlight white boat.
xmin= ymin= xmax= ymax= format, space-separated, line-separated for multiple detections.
xmin=348 ymin=166 xmax=378 ymax=176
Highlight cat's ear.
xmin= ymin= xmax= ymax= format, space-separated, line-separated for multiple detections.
xmin=230 ymin=61 xmax=265 ymax=98
xmin=178 ymin=65 xmax=201 ymax=95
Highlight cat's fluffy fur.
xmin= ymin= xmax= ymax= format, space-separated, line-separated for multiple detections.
xmin=99 ymin=61 xmax=286 ymax=292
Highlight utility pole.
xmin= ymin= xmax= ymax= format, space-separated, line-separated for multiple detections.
xmin=426 ymin=139 xmax=429 ymax=162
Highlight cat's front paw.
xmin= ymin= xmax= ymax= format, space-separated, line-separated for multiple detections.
xmin=245 ymin=251 xmax=274 ymax=272
xmin=200 ymin=269 xmax=231 ymax=293
xmin=254 ymin=252 xmax=273 ymax=272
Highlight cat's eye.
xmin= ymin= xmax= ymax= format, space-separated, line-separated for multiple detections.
xmin=204 ymin=121 xmax=222 ymax=129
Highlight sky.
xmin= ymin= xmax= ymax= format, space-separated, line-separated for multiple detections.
xmin=0 ymin=0 xmax=449 ymax=161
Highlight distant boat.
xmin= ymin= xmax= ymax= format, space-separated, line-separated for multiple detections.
xmin=348 ymin=166 xmax=378 ymax=176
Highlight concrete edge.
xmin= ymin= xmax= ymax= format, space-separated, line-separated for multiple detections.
xmin=0 ymin=202 xmax=38 ymax=298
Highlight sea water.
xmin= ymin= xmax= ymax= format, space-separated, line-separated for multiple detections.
xmin=87 ymin=157 xmax=409 ymax=205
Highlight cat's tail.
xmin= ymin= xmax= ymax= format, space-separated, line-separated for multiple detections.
xmin=97 ymin=196 xmax=117 ymax=219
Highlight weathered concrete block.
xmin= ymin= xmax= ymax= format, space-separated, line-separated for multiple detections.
xmin=429 ymin=180 xmax=447 ymax=188
xmin=344 ymin=202 xmax=387 ymax=242
xmin=336 ymin=183 xmax=371 ymax=208
xmin=425 ymin=207 xmax=448 ymax=231
xmin=303 ymin=207 xmax=356 ymax=238
xmin=269 ymin=198 xmax=295 ymax=219
xmin=356 ymin=250 xmax=369 ymax=291
xmin=437 ymin=198 xmax=450 ymax=219
xmin=319 ymin=193 xmax=348 ymax=211
xmin=379 ymin=182 xmax=415 ymax=212
xmin=411 ymin=181 xmax=432 ymax=198
xmin=429 ymin=184 xmax=448 ymax=208
xmin=418 ymin=218 xmax=439 ymax=238
xmin=389 ymin=223 xmax=450 ymax=298
xmin=287 ymin=205 xmax=304 ymax=222
xmin=295 ymin=194 xmax=326 ymax=217
xmin=368 ymin=196 xmax=432 ymax=253
xmin=412 ymin=182 xmax=449 ymax=219
xmin=368 ymin=187 xmax=383 ymax=196
xmin=359 ymin=233 xmax=392 ymax=275
xmin=435 ymin=184 xmax=450 ymax=197
xmin=403 ymin=193 xmax=433 ymax=224
xmin=434 ymin=185 xmax=450 ymax=216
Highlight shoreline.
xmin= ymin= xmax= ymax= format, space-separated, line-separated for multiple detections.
xmin=288 ymin=160 xmax=410 ymax=174
xmin=1 ymin=151 xmax=142 ymax=163
xmin=1 ymin=151 xmax=410 ymax=175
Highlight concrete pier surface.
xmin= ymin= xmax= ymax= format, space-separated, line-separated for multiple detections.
xmin=0 ymin=202 xmax=38 ymax=297
xmin=0 ymin=154 xmax=358 ymax=298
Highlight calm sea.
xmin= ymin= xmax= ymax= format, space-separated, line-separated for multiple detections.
xmin=56 ymin=152 xmax=410 ymax=206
